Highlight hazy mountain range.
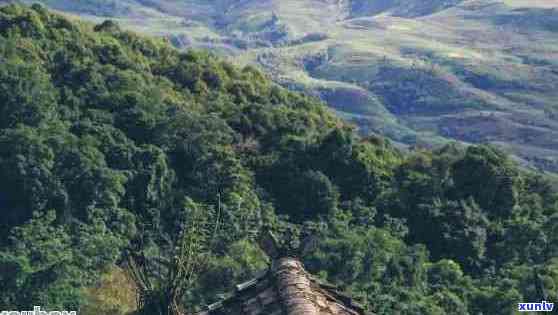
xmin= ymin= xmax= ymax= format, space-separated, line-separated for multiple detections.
xmin=8 ymin=0 xmax=558 ymax=171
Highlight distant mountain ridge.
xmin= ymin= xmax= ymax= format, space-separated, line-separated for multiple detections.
xmin=7 ymin=0 xmax=558 ymax=171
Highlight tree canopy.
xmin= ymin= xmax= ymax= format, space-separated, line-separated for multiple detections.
xmin=0 ymin=4 xmax=556 ymax=315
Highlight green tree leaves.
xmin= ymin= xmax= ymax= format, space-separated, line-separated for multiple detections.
xmin=452 ymin=145 xmax=521 ymax=218
xmin=0 ymin=211 xmax=123 ymax=310
xmin=0 ymin=5 xmax=557 ymax=315
xmin=0 ymin=59 xmax=57 ymax=128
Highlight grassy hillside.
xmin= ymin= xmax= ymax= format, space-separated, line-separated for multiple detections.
xmin=0 ymin=5 xmax=557 ymax=315
xmin=349 ymin=0 xmax=465 ymax=17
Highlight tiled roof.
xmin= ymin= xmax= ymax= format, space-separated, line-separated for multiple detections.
xmin=196 ymin=257 xmax=373 ymax=315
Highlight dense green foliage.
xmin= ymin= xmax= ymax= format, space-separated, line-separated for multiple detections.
xmin=0 ymin=5 xmax=556 ymax=314
xmin=17 ymin=0 xmax=558 ymax=174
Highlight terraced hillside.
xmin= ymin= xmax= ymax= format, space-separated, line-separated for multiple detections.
xmin=9 ymin=0 xmax=558 ymax=171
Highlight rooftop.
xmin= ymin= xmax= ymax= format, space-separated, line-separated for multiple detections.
xmin=196 ymin=230 xmax=373 ymax=315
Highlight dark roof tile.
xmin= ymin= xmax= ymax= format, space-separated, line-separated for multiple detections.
xmin=196 ymin=257 xmax=373 ymax=315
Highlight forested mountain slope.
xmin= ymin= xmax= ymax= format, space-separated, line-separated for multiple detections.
xmin=0 ymin=5 xmax=557 ymax=315
xmin=8 ymin=0 xmax=558 ymax=172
